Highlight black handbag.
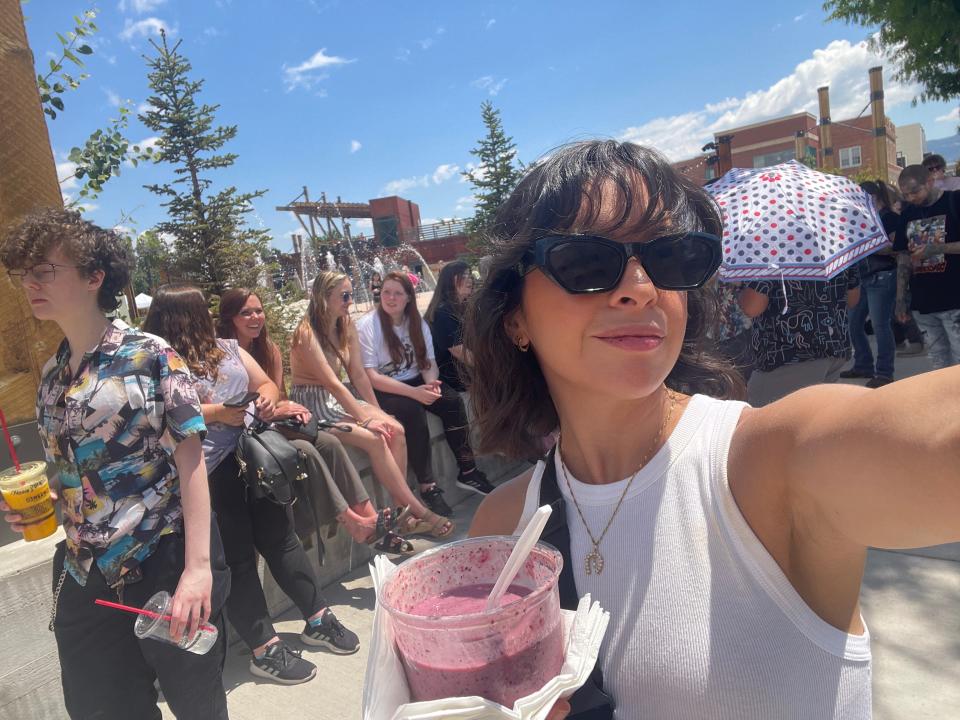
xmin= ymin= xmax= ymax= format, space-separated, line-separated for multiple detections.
xmin=235 ymin=419 xmax=307 ymax=505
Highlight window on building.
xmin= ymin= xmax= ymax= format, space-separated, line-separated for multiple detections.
xmin=839 ymin=146 xmax=862 ymax=169
xmin=752 ymin=148 xmax=795 ymax=168
xmin=896 ymin=151 xmax=906 ymax=169
xmin=705 ymin=165 xmax=717 ymax=180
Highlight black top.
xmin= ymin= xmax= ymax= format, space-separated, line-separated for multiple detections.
xmin=747 ymin=269 xmax=860 ymax=373
xmin=858 ymin=209 xmax=899 ymax=277
xmin=429 ymin=303 xmax=467 ymax=392
xmin=893 ymin=190 xmax=960 ymax=314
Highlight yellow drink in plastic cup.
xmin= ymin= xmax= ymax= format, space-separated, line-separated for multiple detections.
xmin=0 ymin=461 xmax=57 ymax=542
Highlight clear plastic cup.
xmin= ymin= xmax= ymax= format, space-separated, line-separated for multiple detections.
xmin=0 ymin=461 xmax=58 ymax=542
xmin=134 ymin=591 xmax=219 ymax=655
xmin=380 ymin=536 xmax=564 ymax=707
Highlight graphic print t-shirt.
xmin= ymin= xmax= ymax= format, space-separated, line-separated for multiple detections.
xmin=894 ymin=190 xmax=960 ymax=313
xmin=357 ymin=313 xmax=434 ymax=382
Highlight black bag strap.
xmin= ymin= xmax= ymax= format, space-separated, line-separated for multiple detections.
xmin=538 ymin=446 xmax=615 ymax=720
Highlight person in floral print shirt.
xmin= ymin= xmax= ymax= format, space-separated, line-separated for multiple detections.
xmin=0 ymin=208 xmax=229 ymax=720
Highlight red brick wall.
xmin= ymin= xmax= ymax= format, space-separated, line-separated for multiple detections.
xmin=829 ymin=116 xmax=900 ymax=181
xmin=411 ymin=234 xmax=469 ymax=264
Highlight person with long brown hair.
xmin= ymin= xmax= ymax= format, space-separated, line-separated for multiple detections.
xmin=466 ymin=140 xmax=960 ymax=719
xmin=424 ymin=260 xmax=474 ymax=392
xmin=216 ymin=288 xmax=412 ymax=554
xmin=357 ymin=271 xmax=494 ymax=501
xmin=290 ymin=271 xmax=454 ymax=538
xmin=144 ymin=284 xmax=360 ymax=687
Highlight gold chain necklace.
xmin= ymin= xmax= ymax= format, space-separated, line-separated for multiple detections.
xmin=559 ymin=390 xmax=676 ymax=576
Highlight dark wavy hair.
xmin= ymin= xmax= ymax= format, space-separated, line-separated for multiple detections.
xmin=142 ymin=283 xmax=224 ymax=381
xmin=463 ymin=139 xmax=744 ymax=459
xmin=377 ymin=271 xmax=431 ymax=371
xmin=860 ymin=180 xmax=893 ymax=211
xmin=0 ymin=207 xmax=132 ymax=312
xmin=425 ymin=260 xmax=471 ymax=324
xmin=216 ymin=288 xmax=279 ymax=380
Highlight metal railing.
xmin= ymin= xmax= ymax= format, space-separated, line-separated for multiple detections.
xmin=401 ymin=219 xmax=469 ymax=244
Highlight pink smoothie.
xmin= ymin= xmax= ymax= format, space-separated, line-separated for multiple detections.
xmin=401 ymin=583 xmax=564 ymax=706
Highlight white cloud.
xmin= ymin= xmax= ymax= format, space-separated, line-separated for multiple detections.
xmin=419 ymin=38 xmax=434 ymax=50
xmin=383 ymin=175 xmax=430 ymax=195
xmin=113 ymin=224 xmax=135 ymax=237
xmin=118 ymin=0 xmax=167 ymax=13
xmin=460 ymin=162 xmax=488 ymax=183
xmin=104 ymin=88 xmax=122 ymax=107
xmin=454 ymin=195 xmax=476 ymax=213
xmin=619 ymin=38 xmax=921 ymax=161
xmin=351 ymin=218 xmax=374 ymax=235
xmin=282 ymin=48 xmax=354 ymax=91
xmin=137 ymin=136 xmax=161 ymax=152
xmin=203 ymin=27 xmax=221 ymax=37
xmin=396 ymin=47 xmax=411 ymax=62
xmin=432 ymin=163 xmax=460 ymax=184
xmin=136 ymin=101 xmax=151 ymax=114
xmin=436 ymin=26 xmax=445 ymax=35
xmin=350 ymin=139 xmax=362 ymax=153
xmin=794 ymin=13 xmax=806 ymax=22
xmin=57 ymin=160 xmax=79 ymax=191
xmin=119 ymin=17 xmax=173 ymax=41
xmin=935 ymin=107 xmax=959 ymax=123
xmin=472 ymin=75 xmax=508 ymax=96
xmin=486 ymin=18 xmax=496 ymax=29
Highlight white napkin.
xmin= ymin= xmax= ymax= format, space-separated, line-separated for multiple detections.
xmin=362 ymin=554 xmax=610 ymax=720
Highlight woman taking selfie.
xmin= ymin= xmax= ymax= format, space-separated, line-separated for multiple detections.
xmin=144 ymin=285 xmax=360 ymax=688
xmin=358 ymin=271 xmax=494 ymax=499
xmin=216 ymin=288 xmax=411 ymax=553
xmin=467 ymin=140 xmax=959 ymax=720
xmin=290 ymin=272 xmax=454 ymax=538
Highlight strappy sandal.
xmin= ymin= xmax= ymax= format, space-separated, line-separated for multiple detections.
xmin=373 ymin=530 xmax=415 ymax=556
xmin=363 ymin=505 xmax=407 ymax=546
xmin=407 ymin=510 xmax=454 ymax=539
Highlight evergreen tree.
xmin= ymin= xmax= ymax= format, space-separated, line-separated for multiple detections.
xmin=140 ymin=31 xmax=270 ymax=295
xmin=462 ymin=101 xmax=522 ymax=255
xmin=132 ymin=230 xmax=172 ymax=295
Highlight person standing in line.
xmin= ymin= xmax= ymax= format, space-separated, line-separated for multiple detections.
xmin=0 ymin=209 xmax=230 ymax=720
xmin=143 ymin=284 xmax=360 ymax=687
xmin=895 ymin=164 xmax=960 ymax=369
xmin=739 ymin=269 xmax=860 ymax=406
xmin=216 ymin=288 xmax=412 ymax=554
xmin=357 ymin=271 xmax=495 ymax=498
xmin=839 ymin=181 xmax=900 ymax=387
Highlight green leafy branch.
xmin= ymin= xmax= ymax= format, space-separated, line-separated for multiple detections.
xmin=37 ymin=9 xmax=97 ymax=120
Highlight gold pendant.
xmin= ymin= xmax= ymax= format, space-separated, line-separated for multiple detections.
xmin=584 ymin=547 xmax=605 ymax=575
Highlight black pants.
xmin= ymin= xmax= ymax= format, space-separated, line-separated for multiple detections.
xmin=208 ymin=454 xmax=327 ymax=650
xmin=893 ymin=314 xmax=924 ymax=345
xmin=375 ymin=374 xmax=476 ymax=486
xmin=53 ymin=521 xmax=230 ymax=720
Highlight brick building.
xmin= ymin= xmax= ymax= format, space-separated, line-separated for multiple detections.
xmin=674 ymin=111 xmax=900 ymax=185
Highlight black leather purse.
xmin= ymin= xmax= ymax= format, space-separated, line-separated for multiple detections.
xmin=236 ymin=418 xmax=307 ymax=505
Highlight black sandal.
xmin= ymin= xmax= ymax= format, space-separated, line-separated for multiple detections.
xmin=373 ymin=531 xmax=415 ymax=555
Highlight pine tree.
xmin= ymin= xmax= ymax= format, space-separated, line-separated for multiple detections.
xmin=462 ymin=101 xmax=522 ymax=256
xmin=140 ymin=31 xmax=270 ymax=295
xmin=132 ymin=230 xmax=172 ymax=294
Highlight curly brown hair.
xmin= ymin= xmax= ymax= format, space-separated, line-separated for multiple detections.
xmin=142 ymin=283 xmax=225 ymax=381
xmin=463 ymin=140 xmax=744 ymax=460
xmin=0 ymin=207 xmax=132 ymax=312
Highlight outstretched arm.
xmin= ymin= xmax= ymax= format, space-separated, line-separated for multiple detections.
xmin=758 ymin=370 xmax=960 ymax=550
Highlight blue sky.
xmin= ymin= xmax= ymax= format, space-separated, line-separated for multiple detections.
xmin=23 ymin=0 xmax=960 ymax=250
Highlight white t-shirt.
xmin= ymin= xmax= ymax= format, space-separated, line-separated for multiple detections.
xmin=357 ymin=313 xmax=434 ymax=382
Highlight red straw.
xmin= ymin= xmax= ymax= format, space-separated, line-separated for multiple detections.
xmin=95 ymin=598 xmax=171 ymax=622
xmin=0 ymin=408 xmax=21 ymax=473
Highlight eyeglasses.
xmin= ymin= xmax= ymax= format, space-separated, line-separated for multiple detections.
xmin=341 ymin=291 xmax=353 ymax=302
xmin=6 ymin=263 xmax=79 ymax=284
xmin=519 ymin=232 xmax=722 ymax=293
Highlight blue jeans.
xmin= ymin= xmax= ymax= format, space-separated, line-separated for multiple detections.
xmin=915 ymin=309 xmax=960 ymax=370
xmin=848 ymin=269 xmax=896 ymax=378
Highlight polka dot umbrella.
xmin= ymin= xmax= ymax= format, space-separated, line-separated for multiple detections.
xmin=706 ymin=160 xmax=888 ymax=282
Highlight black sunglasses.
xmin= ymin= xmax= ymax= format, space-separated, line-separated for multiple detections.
xmin=341 ymin=291 xmax=353 ymax=302
xmin=519 ymin=232 xmax=722 ymax=293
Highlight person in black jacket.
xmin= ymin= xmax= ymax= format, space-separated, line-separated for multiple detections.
xmin=424 ymin=260 xmax=474 ymax=393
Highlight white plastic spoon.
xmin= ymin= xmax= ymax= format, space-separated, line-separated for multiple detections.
xmin=485 ymin=504 xmax=553 ymax=612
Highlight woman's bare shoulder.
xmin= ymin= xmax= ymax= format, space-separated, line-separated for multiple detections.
xmin=468 ymin=465 xmax=537 ymax=537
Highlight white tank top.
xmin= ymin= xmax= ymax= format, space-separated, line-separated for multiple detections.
xmin=515 ymin=394 xmax=872 ymax=720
